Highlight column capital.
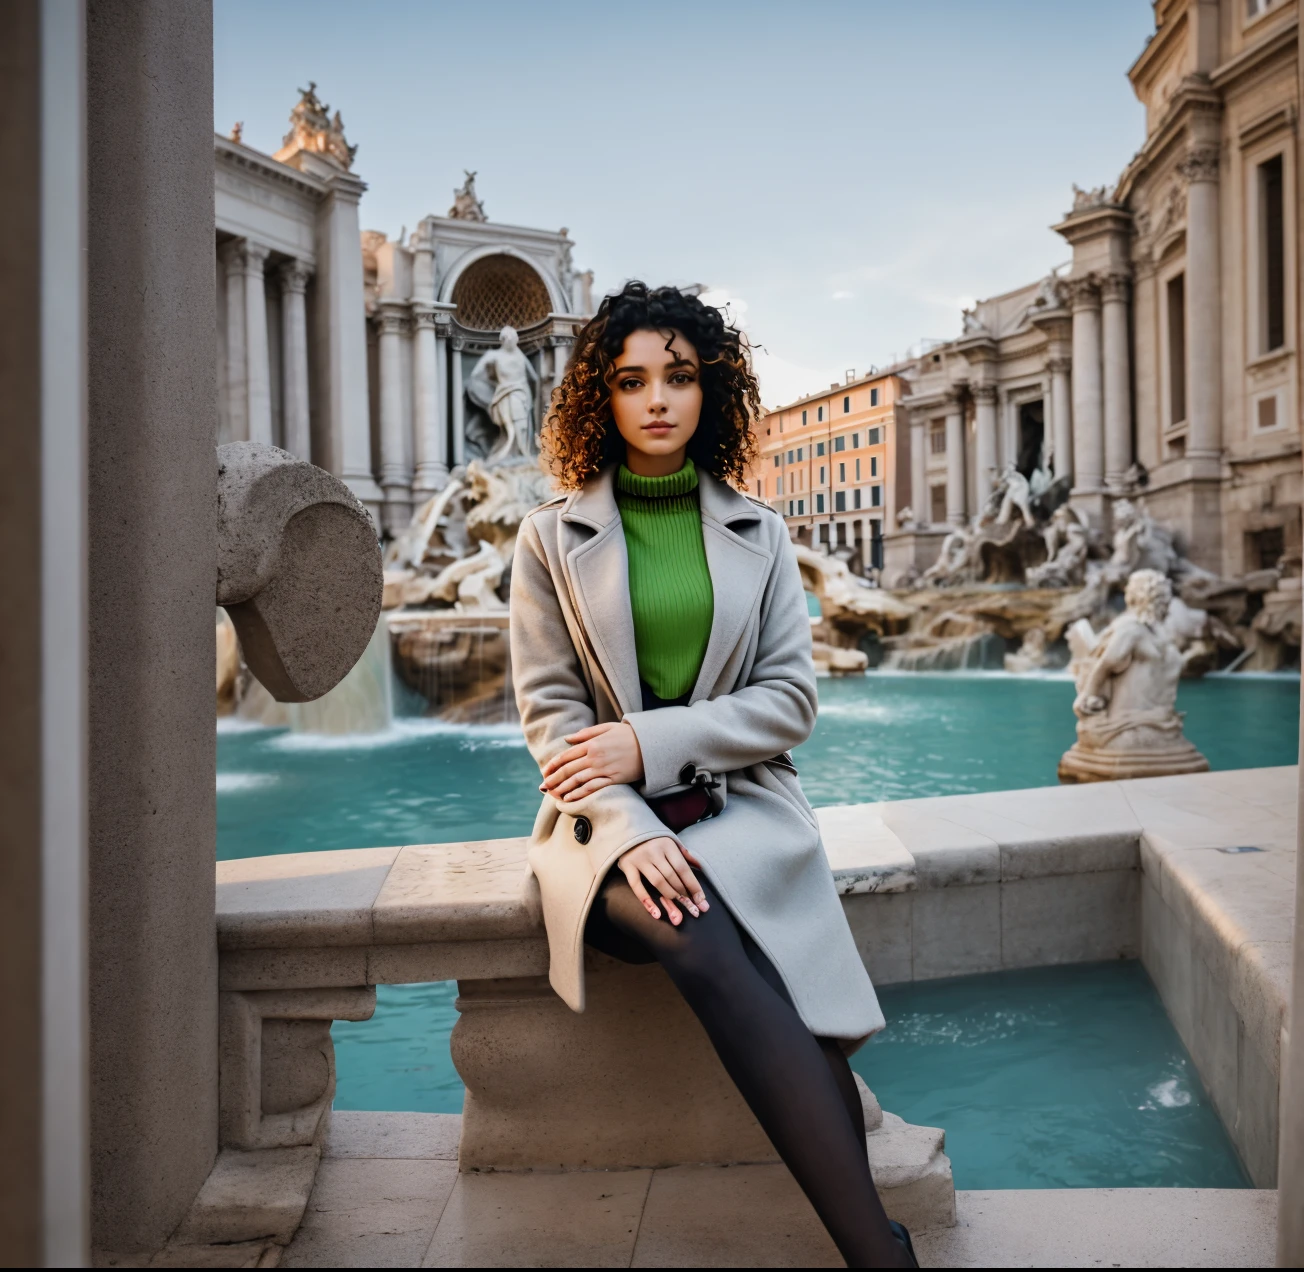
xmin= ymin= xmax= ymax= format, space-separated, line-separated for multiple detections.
xmin=1177 ymin=145 xmax=1220 ymax=185
xmin=941 ymin=386 xmax=964 ymax=410
xmin=1046 ymin=354 xmax=1072 ymax=375
xmin=1099 ymin=271 xmax=1130 ymax=304
xmin=412 ymin=305 xmax=440 ymax=331
xmin=1068 ymin=275 xmax=1101 ymax=311
xmin=220 ymin=238 xmax=270 ymax=276
xmin=277 ymin=258 xmax=313 ymax=295
xmin=377 ymin=301 xmax=408 ymax=337
xmin=973 ymin=383 xmax=998 ymax=405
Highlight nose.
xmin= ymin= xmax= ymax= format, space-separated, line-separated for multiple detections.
xmin=647 ymin=378 xmax=668 ymax=415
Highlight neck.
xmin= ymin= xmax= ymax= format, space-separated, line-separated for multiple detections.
xmin=623 ymin=445 xmax=688 ymax=478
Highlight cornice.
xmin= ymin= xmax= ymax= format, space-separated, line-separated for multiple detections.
xmin=1127 ymin=7 xmax=1186 ymax=92
xmin=214 ymin=135 xmax=326 ymax=200
xmin=1114 ymin=76 xmax=1223 ymax=204
xmin=1052 ymin=203 xmax=1134 ymax=245
xmin=1210 ymin=15 xmax=1298 ymax=93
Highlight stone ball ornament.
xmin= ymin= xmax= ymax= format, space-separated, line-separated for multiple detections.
xmin=217 ymin=442 xmax=382 ymax=702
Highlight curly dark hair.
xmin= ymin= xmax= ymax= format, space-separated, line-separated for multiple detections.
xmin=540 ymin=281 xmax=761 ymax=490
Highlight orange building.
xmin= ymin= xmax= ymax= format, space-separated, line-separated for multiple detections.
xmin=745 ymin=370 xmax=911 ymax=572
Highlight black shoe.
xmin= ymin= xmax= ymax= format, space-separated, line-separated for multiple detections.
xmin=889 ymin=1219 xmax=919 ymax=1268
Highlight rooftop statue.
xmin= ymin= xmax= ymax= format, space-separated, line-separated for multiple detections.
xmin=1071 ymin=183 xmax=1110 ymax=212
xmin=449 ymin=170 xmax=488 ymax=221
xmin=276 ymin=82 xmax=357 ymax=170
xmin=465 ymin=326 xmax=539 ymax=462
xmin=1059 ymin=569 xmax=1209 ymax=781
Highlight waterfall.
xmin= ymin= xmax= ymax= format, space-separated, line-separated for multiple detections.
xmin=284 ymin=613 xmax=395 ymax=735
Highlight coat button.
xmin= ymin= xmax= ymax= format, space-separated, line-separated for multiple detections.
xmin=573 ymin=816 xmax=592 ymax=845
xmin=679 ymin=763 xmax=696 ymax=785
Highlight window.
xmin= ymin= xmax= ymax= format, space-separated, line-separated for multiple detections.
xmin=852 ymin=432 xmax=860 ymax=449
xmin=843 ymin=396 xmax=850 ymax=413
xmin=835 ymin=491 xmax=846 ymax=512
xmin=1255 ymin=388 xmax=1285 ymax=432
xmin=801 ymin=409 xmax=807 ymax=426
xmin=797 ymin=446 xmax=804 ymax=461
xmin=817 ymin=406 xmax=824 ymax=422
xmin=834 ymin=436 xmax=846 ymax=452
xmin=855 ymin=458 xmax=861 ymax=480
xmin=773 ymin=455 xmax=780 ymax=468
xmin=798 ymin=499 xmax=805 ymax=515
xmin=870 ymin=387 xmax=879 ymax=406
xmin=853 ymin=487 xmax=862 ymax=510
xmin=816 ymin=493 xmax=825 ymax=514
xmin=929 ymin=421 xmax=947 ymax=454
xmin=1247 ymin=0 xmax=1284 ymax=20
xmin=819 ymin=465 xmax=826 ymax=485
xmin=776 ymin=476 xmax=783 ymax=496
xmin=868 ymin=427 xmax=880 ymax=445
xmin=871 ymin=485 xmax=882 ymax=508
xmin=930 ymin=484 xmax=946 ymax=523
xmin=870 ymin=456 xmax=878 ymax=478
xmin=816 ymin=441 xmax=825 ymax=456
xmin=838 ymin=462 xmax=846 ymax=483
xmin=787 ymin=449 xmax=794 ymax=464
xmin=756 ymin=480 xmax=762 ymax=497
xmin=787 ymin=500 xmax=794 ymax=516
xmin=1167 ymin=273 xmax=1186 ymax=425
xmin=1259 ymin=154 xmax=1286 ymax=352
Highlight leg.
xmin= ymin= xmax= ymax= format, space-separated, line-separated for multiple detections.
xmin=593 ymin=870 xmax=910 ymax=1268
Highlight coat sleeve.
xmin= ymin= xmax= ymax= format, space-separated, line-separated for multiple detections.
xmin=510 ymin=513 xmax=670 ymax=852
xmin=622 ymin=523 xmax=818 ymax=794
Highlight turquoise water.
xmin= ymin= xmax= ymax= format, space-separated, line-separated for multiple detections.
xmin=216 ymin=673 xmax=1299 ymax=859
xmin=216 ymin=673 xmax=1296 ymax=1189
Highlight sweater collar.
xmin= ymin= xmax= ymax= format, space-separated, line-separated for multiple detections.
xmin=614 ymin=459 xmax=699 ymax=500
xmin=563 ymin=463 xmax=760 ymax=531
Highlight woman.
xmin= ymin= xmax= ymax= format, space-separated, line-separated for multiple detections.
xmin=509 ymin=282 xmax=916 ymax=1269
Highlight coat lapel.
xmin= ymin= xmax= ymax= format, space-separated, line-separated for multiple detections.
xmin=562 ymin=468 xmax=643 ymax=716
xmin=692 ymin=475 xmax=774 ymax=703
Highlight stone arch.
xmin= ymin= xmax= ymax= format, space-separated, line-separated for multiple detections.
xmin=441 ymin=248 xmax=561 ymax=328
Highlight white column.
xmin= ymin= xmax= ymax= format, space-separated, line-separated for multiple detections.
xmin=1181 ymin=146 xmax=1222 ymax=462
xmin=451 ymin=338 xmax=466 ymax=468
xmin=974 ymin=384 xmax=999 ymax=498
xmin=1070 ymin=277 xmax=1104 ymax=494
xmin=944 ymin=392 xmax=966 ymax=525
xmin=910 ymin=414 xmax=928 ymax=527
xmin=238 ymin=240 xmax=272 ymax=446
xmin=1048 ymin=354 xmax=1073 ymax=486
xmin=411 ymin=308 xmax=447 ymax=495
xmin=316 ymin=171 xmax=381 ymax=519
xmin=219 ymin=242 xmax=248 ymax=443
xmin=1101 ymin=271 xmax=1133 ymax=489
xmin=278 ymin=259 xmax=312 ymax=461
xmin=377 ymin=302 xmax=411 ymax=535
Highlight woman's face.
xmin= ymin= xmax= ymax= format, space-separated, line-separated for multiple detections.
xmin=608 ymin=328 xmax=703 ymax=476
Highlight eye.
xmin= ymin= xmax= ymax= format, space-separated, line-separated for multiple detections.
xmin=618 ymin=377 xmax=644 ymax=391
xmin=669 ymin=371 xmax=697 ymax=385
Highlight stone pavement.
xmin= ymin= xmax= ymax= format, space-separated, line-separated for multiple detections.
xmin=279 ymin=1113 xmax=1275 ymax=1268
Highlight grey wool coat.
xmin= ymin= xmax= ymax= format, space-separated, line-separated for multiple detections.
xmin=509 ymin=464 xmax=885 ymax=1043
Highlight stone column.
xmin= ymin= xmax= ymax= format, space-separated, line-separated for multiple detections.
xmin=451 ymin=338 xmax=466 ymax=468
xmin=1047 ymin=355 xmax=1073 ymax=486
xmin=86 ymin=0 xmax=218 ymax=1253
xmin=237 ymin=240 xmax=272 ymax=445
xmin=1100 ymin=271 xmax=1133 ymax=490
xmin=910 ymin=414 xmax=928 ymax=527
xmin=973 ymin=384 xmax=999 ymax=497
xmin=411 ymin=307 xmax=447 ymax=495
xmin=377 ymin=302 xmax=412 ymax=534
xmin=1180 ymin=146 xmax=1222 ymax=462
xmin=315 ymin=170 xmax=381 ymax=520
xmin=944 ymin=391 xmax=966 ymax=525
xmin=1070 ymin=277 xmax=1104 ymax=496
xmin=219 ymin=242 xmax=247 ymax=443
xmin=278 ymin=259 xmax=312 ymax=461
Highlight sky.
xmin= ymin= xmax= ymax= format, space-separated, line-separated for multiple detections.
xmin=215 ymin=0 xmax=1154 ymax=407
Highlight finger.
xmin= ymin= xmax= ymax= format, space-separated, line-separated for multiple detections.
xmin=552 ymin=768 xmax=598 ymax=797
xmin=622 ymin=864 xmax=659 ymax=920
xmin=664 ymin=847 xmax=707 ymax=910
xmin=563 ymin=724 xmax=609 ymax=744
xmin=542 ymin=756 xmax=592 ymax=791
xmin=561 ymin=776 xmax=613 ymax=801
xmin=641 ymin=865 xmax=687 ymax=927
xmin=542 ymin=744 xmax=587 ymax=779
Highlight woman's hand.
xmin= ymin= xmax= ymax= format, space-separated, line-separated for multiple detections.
xmin=540 ymin=722 xmax=644 ymax=801
xmin=618 ymin=837 xmax=709 ymax=926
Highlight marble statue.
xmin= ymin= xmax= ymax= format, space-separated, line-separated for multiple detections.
xmin=465 ymin=327 xmax=539 ymax=461
xmin=1071 ymin=183 xmax=1109 ymax=212
xmin=1105 ymin=498 xmax=1180 ymax=580
xmin=920 ymin=524 xmax=976 ymax=587
xmin=1028 ymin=506 xmax=1090 ymax=588
xmin=992 ymin=462 xmax=1035 ymax=528
xmin=449 ymin=170 xmax=487 ymax=222
xmin=279 ymin=83 xmax=356 ymax=170
xmin=1058 ymin=569 xmax=1209 ymax=782
xmin=1004 ymin=626 xmax=1049 ymax=673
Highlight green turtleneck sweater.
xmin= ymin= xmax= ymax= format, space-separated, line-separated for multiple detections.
xmin=614 ymin=460 xmax=714 ymax=701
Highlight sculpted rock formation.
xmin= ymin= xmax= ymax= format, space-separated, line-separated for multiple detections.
xmin=1059 ymin=569 xmax=1209 ymax=782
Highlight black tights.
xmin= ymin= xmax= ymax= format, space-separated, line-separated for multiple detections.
xmin=585 ymin=869 xmax=910 ymax=1269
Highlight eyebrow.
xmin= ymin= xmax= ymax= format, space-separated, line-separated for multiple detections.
xmin=613 ymin=357 xmax=699 ymax=375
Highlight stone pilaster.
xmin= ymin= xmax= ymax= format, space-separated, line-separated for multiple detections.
xmin=219 ymin=241 xmax=248 ymax=443
xmin=411 ymin=308 xmax=448 ymax=495
xmin=1070 ymin=276 xmax=1104 ymax=503
xmin=944 ymin=390 xmax=966 ymax=525
xmin=1047 ymin=354 xmax=1073 ymax=486
xmin=278 ymin=259 xmax=312 ymax=462
xmin=910 ymin=413 xmax=928 ymax=527
xmin=973 ymin=384 xmax=999 ymax=496
xmin=451 ymin=337 xmax=466 ymax=468
xmin=376 ymin=302 xmax=412 ymax=535
xmin=1100 ymin=270 xmax=1133 ymax=491
xmin=1179 ymin=145 xmax=1222 ymax=467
